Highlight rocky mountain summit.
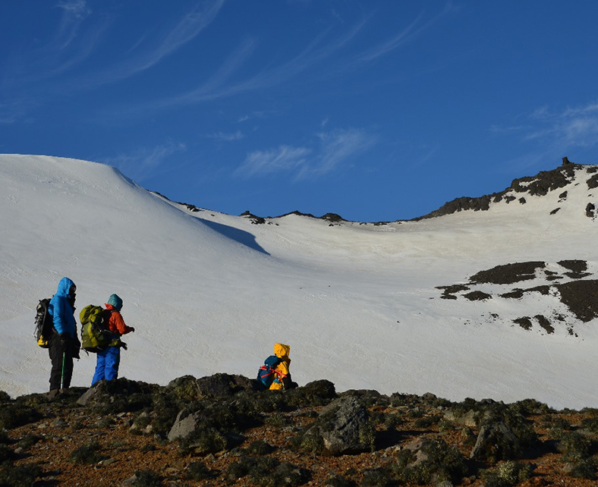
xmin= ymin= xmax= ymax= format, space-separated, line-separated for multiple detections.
xmin=3 ymin=374 xmax=598 ymax=486
xmin=417 ymin=158 xmax=598 ymax=221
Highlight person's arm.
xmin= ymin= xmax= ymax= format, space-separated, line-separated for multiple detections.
xmin=112 ymin=312 xmax=134 ymax=335
xmin=52 ymin=298 xmax=67 ymax=336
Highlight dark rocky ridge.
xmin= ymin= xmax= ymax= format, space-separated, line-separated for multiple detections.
xmin=4 ymin=375 xmax=598 ymax=485
xmin=154 ymin=158 xmax=597 ymax=224
xmin=416 ymin=159 xmax=597 ymax=221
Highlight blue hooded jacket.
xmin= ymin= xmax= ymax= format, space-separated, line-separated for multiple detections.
xmin=49 ymin=277 xmax=77 ymax=338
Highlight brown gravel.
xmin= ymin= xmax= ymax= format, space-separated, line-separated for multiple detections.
xmin=3 ymin=389 xmax=598 ymax=486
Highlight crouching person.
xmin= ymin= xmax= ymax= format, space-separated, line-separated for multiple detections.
xmin=269 ymin=343 xmax=297 ymax=390
xmin=91 ymin=294 xmax=135 ymax=386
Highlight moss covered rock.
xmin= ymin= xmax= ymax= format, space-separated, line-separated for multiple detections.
xmin=394 ymin=437 xmax=468 ymax=485
xmin=292 ymin=396 xmax=375 ymax=456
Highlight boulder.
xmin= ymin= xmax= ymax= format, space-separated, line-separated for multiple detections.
xmin=76 ymin=385 xmax=100 ymax=407
xmin=444 ymin=408 xmax=490 ymax=428
xmin=470 ymin=421 xmax=521 ymax=462
xmin=168 ymin=410 xmax=198 ymax=441
xmin=75 ymin=379 xmax=154 ymax=413
xmin=195 ymin=373 xmax=257 ymax=398
xmin=303 ymin=396 xmax=375 ymax=455
xmin=396 ymin=437 xmax=468 ymax=485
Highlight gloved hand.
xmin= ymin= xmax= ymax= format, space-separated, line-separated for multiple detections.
xmin=129 ymin=327 xmax=135 ymax=333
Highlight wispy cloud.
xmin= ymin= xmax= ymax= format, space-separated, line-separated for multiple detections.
xmin=357 ymin=2 xmax=457 ymax=64
xmin=55 ymin=0 xmax=92 ymax=49
xmin=80 ymin=0 xmax=225 ymax=88
xmin=357 ymin=13 xmax=424 ymax=63
xmin=299 ymin=128 xmax=376 ymax=178
xmin=237 ymin=110 xmax=272 ymax=123
xmin=236 ymin=146 xmax=311 ymax=177
xmin=205 ymin=130 xmax=245 ymax=142
xmin=497 ymin=101 xmax=598 ymax=168
xmin=120 ymin=4 xmax=453 ymax=117
xmin=10 ymin=0 xmax=223 ymax=89
xmin=101 ymin=141 xmax=187 ymax=182
xmin=520 ymin=102 xmax=598 ymax=147
xmin=141 ymin=19 xmax=367 ymax=111
xmin=2 ymin=0 xmax=102 ymax=88
xmin=235 ymin=128 xmax=376 ymax=179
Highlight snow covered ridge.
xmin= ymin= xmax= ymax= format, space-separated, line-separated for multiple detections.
xmin=2 ymin=154 xmax=598 ymax=409
xmin=165 ymin=157 xmax=598 ymax=225
xmin=417 ymin=158 xmax=598 ymax=221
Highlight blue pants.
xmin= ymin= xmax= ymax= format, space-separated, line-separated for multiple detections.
xmin=92 ymin=346 xmax=120 ymax=385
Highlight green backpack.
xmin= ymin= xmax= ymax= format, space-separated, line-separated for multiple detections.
xmin=79 ymin=305 xmax=114 ymax=352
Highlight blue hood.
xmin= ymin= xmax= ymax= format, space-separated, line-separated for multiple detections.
xmin=56 ymin=277 xmax=75 ymax=297
xmin=49 ymin=277 xmax=77 ymax=338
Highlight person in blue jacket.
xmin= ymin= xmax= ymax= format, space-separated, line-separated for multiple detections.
xmin=48 ymin=277 xmax=79 ymax=396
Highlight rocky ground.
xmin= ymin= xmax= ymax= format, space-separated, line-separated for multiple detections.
xmin=2 ymin=374 xmax=598 ymax=486
xmin=436 ymin=260 xmax=598 ymax=337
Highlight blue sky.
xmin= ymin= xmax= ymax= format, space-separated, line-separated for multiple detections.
xmin=2 ymin=0 xmax=598 ymax=221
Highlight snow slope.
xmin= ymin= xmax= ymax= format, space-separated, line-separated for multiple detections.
xmin=2 ymin=154 xmax=598 ymax=409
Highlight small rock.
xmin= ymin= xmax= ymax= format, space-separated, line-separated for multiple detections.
xmin=121 ymin=474 xmax=138 ymax=485
xmin=51 ymin=419 xmax=68 ymax=429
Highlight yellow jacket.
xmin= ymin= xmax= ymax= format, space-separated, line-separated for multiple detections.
xmin=270 ymin=343 xmax=291 ymax=390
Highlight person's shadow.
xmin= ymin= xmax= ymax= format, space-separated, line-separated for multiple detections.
xmin=199 ymin=218 xmax=270 ymax=255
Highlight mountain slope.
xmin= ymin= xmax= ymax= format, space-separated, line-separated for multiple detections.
xmin=1 ymin=154 xmax=597 ymax=409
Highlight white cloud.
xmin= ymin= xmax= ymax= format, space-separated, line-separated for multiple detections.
xmin=301 ymin=128 xmax=375 ymax=177
xmin=57 ymin=0 xmax=90 ymax=17
xmin=357 ymin=2 xmax=457 ymax=64
xmin=205 ymin=131 xmax=245 ymax=142
xmin=141 ymin=18 xmax=367 ymax=111
xmin=81 ymin=0 xmax=226 ymax=88
xmin=112 ymin=4 xmax=453 ymax=117
xmin=235 ymin=128 xmax=376 ymax=179
xmin=53 ymin=0 xmax=93 ymax=51
xmin=522 ymin=103 xmax=598 ymax=148
xmin=236 ymin=146 xmax=311 ymax=177
xmin=142 ymin=0 xmax=225 ymax=71
xmin=496 ymin=101 xmax=598 ymax=170
xmin=237 ymin=111 xmax=272 ymax=123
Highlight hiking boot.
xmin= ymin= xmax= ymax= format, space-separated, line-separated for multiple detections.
xmin=47 ymin=389 xmax=60 ymax=400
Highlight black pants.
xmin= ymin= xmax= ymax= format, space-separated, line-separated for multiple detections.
xmin=48 ymin=335 xmax=74 ymax=391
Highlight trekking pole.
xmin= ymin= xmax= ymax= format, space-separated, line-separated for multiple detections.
xmin=61 ymin=352 xmax=66 ymax=390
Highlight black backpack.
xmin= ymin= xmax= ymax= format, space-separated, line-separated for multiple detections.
xmin=34 ymin=298 xmax=54 ymax=348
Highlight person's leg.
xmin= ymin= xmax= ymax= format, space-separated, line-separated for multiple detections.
xmin=49 ymin=336 xmax=64 ymax=391
xmin=104 ymin=347 xmax=121 ymax=381
xmin=61 ymin=346 xmax=74 ymax=390
xmin=92 ymin=348 xmax=107 ymax=386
